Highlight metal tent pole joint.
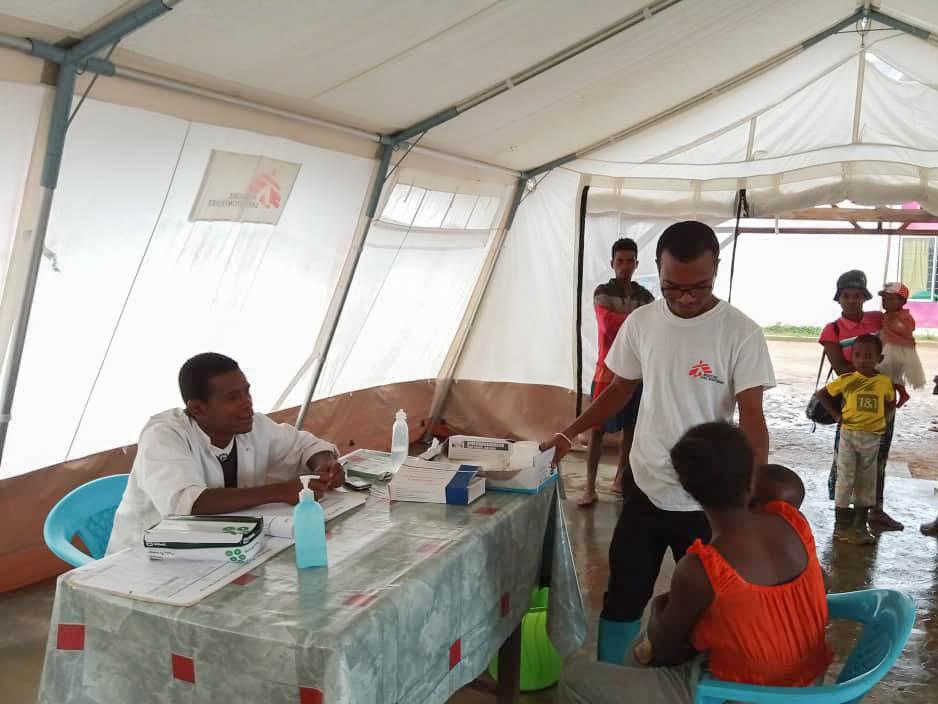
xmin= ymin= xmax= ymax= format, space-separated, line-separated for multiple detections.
xmin=68 ymin=0 xmax=174 ymax=62
xmin=28 ymin=40 xmax=116 ymax=76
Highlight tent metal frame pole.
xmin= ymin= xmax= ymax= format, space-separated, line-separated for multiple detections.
xmin=421 ymin=177 xmax=528 ymax=440
xmin=385 ymin=0 xmax=686 ymax=145
xmin=0 ymin=1 xmax=180 ymax=466
xmin=294 ymin=145 xmax=394 ymax=429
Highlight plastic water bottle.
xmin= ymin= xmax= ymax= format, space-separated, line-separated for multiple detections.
xmin=294 ymin=475 xmax=327 ymax=568
xmin=390 ymin=409 xmax=409 ymax=472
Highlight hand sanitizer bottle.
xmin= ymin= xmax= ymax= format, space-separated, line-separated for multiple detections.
xmin=390 ymin=409 xmax=409 ymax=472
xmin=294 ymin=475 xmax=327 ymax=568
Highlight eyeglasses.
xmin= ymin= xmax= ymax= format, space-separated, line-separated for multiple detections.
xmin=660 ymin=283 xmax=714 ymax=300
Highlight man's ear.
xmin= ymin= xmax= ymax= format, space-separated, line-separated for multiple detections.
xmin=186 ymin=399 xmax=206 ymax=418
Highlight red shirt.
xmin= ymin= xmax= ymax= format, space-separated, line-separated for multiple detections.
xmin=592 ymin=279 xmax=654 ymax=384
xmin=818 ymin=311 xmax=883 ymax=363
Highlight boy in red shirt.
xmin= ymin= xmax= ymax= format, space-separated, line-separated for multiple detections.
xmin=580 ymin=238 xmax=654 ymax=507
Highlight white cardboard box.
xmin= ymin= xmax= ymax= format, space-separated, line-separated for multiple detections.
xmin=485 ymin=446 xmax=557 ymax=494
xmin=448 ymin=435 xmax=511 ymax=465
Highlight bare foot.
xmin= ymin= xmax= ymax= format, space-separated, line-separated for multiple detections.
xmin=869 ymin=509 xmax=904 ymax=532
xmin=610 ymin=481 xmax=624 ymax=496
xmin=921 ymin=520 xmax=938 ymax=536
xmin=577 ymin=490 xmax=598 ymax=507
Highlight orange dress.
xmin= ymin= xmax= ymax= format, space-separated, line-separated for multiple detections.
xmin=688 ymin=501 xmax=833 ymax=687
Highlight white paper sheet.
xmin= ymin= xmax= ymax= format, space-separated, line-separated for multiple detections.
xmin=67 ymin=538 xmax=293 ymax=607
xmin=230 ymin=492 xmax=366 ymax=538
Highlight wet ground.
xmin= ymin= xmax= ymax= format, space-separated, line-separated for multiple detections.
xmin=765 ymin=338 xmax=938 ymax=480
xmin=3 ymin=340 xmax=937 ymax=703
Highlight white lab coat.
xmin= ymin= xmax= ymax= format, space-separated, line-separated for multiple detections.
xmin=107 ymin=409 xmax=336 ymax=554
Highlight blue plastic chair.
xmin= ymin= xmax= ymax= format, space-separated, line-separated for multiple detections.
xmin=43 ymin=474 xmax=129 ymax=568
xmin=695 ymin=589 xmax=916 ymax=704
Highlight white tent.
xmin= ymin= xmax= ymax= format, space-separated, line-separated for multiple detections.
xmin=2 ymin=0 xmax=938 ymax=589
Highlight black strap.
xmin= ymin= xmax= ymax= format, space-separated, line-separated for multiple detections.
xmin=815 ymin=320 xmax=840 ymax=390
xmin=219 ymin=437 xmax=239 ymax=488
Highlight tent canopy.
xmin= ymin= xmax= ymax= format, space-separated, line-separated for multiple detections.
xmin=0 ymin=0 xmax=935 ymax=176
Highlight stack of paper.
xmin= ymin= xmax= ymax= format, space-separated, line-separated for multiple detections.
xmin=341 ymin=449 xmax=398 ymax=481
xmin=144 ymin=516 xmax=262 ymax=546
xmin=144 ymin=515 xmax=265 ymax=562
xmin=388 ymin=459 xmax=485 ymax=505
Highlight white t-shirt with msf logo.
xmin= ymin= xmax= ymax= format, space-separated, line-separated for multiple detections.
xmin=605 ymin=297 xmax=776 ymax=511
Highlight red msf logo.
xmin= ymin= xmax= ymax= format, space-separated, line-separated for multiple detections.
xmin=689 ymin=361 xmax=713 ymax=378
xmin=248 ymin=170 xmax=282 ymax=208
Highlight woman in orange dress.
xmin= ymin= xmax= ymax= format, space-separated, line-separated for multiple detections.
xmin=559 ymin=422 xmax=831 ymax=704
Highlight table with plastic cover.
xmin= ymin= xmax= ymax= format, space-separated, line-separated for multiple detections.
xmin=37 ymin=480 xmax=585 ymax=704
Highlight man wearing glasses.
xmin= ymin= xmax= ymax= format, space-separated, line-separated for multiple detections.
xmin=541 ymin=220 xmax=775 ymax=665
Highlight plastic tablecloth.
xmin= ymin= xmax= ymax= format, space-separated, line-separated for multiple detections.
xmin=38 ymin=482 xmax=585 ymax=704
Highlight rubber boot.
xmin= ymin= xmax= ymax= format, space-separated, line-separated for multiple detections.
xmin=597 ymin=618 xmax=640 ymax=665
xmin=849 ymin=506 xmax=877 ymax=545
xmin=833 ymin=507 xmax=854 ymax=543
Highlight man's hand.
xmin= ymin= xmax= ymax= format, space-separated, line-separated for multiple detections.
xmin=278 ymin=477 xmax=330 ymax=504
xmin=307 ymin=451 xmax=345 ymax=490
xmin=539 ymin=434 xmax=570 ymax=467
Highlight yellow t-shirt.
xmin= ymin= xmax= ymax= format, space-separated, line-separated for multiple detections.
xmin=825 ymin=371 xmax=894 ymax=434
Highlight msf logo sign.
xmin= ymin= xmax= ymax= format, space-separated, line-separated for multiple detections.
xmin=247 ymin=169 xmax=282 ymax=209
xmin=689 ymin=360 xmax=725 ymax=385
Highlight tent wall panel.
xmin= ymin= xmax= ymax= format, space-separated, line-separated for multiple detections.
xmin=439 ymin=381 xmax=575 ymax=444
xmin=1 ymin=96 xmax=375 ymax=477
xmin=456 ymin=169 xmax=581 ymax=388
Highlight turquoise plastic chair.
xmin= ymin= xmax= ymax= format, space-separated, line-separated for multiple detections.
xmin=43 ymin=474 xmax=129 ymax=567
xmin=695 ymin=589 xmax=916 ymax=704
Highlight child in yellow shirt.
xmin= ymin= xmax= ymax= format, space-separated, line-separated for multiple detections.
xmin=814 ymin=334 xmax=895 ymax=545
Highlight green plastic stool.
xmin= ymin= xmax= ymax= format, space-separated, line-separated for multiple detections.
xmin=489 ymin=587 xmax=564 ymax=691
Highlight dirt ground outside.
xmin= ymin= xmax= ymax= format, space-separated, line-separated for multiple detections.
xmin=766 ymin=338 xmax=938 ymax=480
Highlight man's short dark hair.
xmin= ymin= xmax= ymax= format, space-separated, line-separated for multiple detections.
xmin=670 ymin=422 xmax=754 ymax=510
xmin=854 ymin=333 xmax=883 ymax=354
xmin=656 ymin=221 xmax=720 ymax=263
xmin=612 ymin=238 xmax=638 ymax=259
xmin=179 ymin=353 xmax=240 ymax=403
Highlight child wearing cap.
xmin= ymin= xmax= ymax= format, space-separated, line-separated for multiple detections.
xmin=879 ymin=282 xmax=926 ymax=407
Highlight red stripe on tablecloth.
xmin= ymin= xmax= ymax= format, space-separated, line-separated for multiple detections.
xmin=171 ymin=654 xmax=195 ymax=683
xmin=299 ymin=687 xmax=324 ymax=704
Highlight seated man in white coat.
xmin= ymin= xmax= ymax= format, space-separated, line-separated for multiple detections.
xmin=107 ymin=353 xmax=344 ymax=553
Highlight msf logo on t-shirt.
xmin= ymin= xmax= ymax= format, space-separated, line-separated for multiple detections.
xmin=689 ymin=360 xmax=725 ymax=385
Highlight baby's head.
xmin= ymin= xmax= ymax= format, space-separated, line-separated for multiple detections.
xmin=879 ymin=282 xmax=910 ymax=313
xmin=671 ymin=422 xmax=753 ymax=512
xmin=750 ymin=463 xmax=805 ymax=510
